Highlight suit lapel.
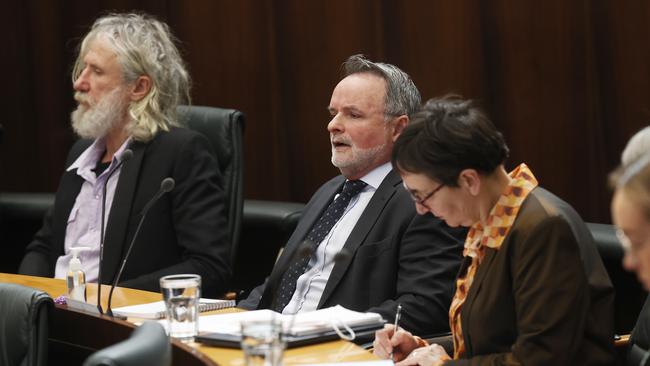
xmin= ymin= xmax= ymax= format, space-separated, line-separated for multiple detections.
xmin=52 ymin=171 xmax=85 ymax=262
xmin=317 ymin=170 xmax=400 ymax=307
xmin=260 ymin=177 xmax=344 ymax=308
xmin=101 ymin=141 xmax=145 ymax=284
xmin=277 ymin=180 xmax=343 ymax=272
xmin=461 ymin=247 xmax=498 ymax=354
xmin=52 ymin=140 xmax=92 ymax=262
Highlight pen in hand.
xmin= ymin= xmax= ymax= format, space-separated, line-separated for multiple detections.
xmin=389 ymin=304 xmax=402 ymax=361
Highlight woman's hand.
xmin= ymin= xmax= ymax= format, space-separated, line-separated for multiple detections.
xmin=373 ymin=324 xmax=422 ymax=362
xmin=395 ymin=344 xmax=451 ymax=366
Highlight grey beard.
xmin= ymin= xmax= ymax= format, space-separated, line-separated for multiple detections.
xmin=71 ymin=88 xmax=128 ymax=139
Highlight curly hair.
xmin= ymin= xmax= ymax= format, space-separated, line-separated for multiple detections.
xmin=72 ymin=13 xmax=191 ymax=141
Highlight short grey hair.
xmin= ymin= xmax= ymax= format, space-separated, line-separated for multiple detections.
xmin=72 ymin=13 xmax=191 ymax=142
xmin=622 ymin=126 xmax=650 ymax=165
xmin=342 ymin=54 xmax=421 ymax=118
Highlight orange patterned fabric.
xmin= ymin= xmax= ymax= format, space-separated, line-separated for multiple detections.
xmin=448 ymin=164 xmax=538 ymax=359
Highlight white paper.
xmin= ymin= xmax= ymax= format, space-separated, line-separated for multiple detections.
xmin=197 ymin=305 xmax=384 ymax=336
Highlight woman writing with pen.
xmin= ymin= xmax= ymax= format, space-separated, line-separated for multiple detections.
xmin=373 ymin=96 xmax=615 ymax=365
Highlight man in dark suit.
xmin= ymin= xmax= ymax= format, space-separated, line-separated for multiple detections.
xmin=239 ymin=55 xmax=464 ymax=336
xmin=18 ymin=13 xmax=230 ymax=297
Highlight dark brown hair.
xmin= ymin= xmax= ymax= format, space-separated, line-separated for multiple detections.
xmin=392 ymin=95 xmax=509 ymax=186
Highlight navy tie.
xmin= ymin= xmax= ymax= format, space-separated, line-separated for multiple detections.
xmin=271 ymin=180 xmax=367 ymax=312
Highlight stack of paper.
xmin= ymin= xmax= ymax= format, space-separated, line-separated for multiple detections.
xmin=197 ymin=305 xmax=384 ymax=337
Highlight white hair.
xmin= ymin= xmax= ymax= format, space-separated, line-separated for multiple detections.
xmin=72 ymin=13 xmax=191 ymax=141
xmin=622 ymin=126 xmax=650 ymax=165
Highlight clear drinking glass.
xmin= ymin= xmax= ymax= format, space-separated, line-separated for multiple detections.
xmin=240 ymin=317 xmax=285 ymax=366
xmin=159 ymin=274 xmax=201 ymax=341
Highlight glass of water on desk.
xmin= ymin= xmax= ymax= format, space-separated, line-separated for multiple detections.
xmin=241 ymin=317 xmax=285 ymax=366
xmin=160 ymin=274 xmax=201 ymax=341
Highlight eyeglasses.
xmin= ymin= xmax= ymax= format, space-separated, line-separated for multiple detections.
xmin=403 ymin=182 xmax=445 ymax=207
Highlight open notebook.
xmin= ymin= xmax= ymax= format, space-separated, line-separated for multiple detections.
xmin=112 ymin=298 xmax=235 ymax=319
xmin=195 ymin=305 xmax=385 ymax=348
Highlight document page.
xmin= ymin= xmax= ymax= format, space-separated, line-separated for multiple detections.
xmin=197 ymin=305 xmax=384 ymax=336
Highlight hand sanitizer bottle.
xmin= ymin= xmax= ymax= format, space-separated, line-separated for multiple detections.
xmin=67 ymin=247 xmax=89 ymax=302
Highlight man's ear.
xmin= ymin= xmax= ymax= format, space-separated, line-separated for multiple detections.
xmin=129 ymin=75 xmax=152 ymax=102
xmin=458 ymin=169 xmax=481 ymax=196
xmin=391 ymin=115 xmax=409 ymax=141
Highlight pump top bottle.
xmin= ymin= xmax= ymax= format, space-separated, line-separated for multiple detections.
xmin=67 ymin=247 xmax=89 ymax=302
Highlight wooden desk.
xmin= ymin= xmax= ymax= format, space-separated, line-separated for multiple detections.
xmin=0 ymin=273 xmax=376 ymax=366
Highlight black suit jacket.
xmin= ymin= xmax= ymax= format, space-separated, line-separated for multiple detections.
xmin=630 ymin=296 xmax=650 ymax=363
xmin=447 ymin=187 xmax=615 ymax=366
xmin=19 ymin=128 xmax=231 ymax=297
xmin=239 ymin=169 xmax=465 ymax=336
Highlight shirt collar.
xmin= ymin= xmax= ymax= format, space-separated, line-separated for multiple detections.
xmin=355 ymin=162 xmax=392 ymax=190
xmin=67 ymin=137 xmax=133 ymax=178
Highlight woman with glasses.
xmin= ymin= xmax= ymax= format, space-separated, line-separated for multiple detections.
xmin=373 ymin=95 xmax=615 ymax=366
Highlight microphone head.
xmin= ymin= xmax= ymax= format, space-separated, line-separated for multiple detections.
xmin=121 ymin=149 xmax=134 ymax=162
xmin=297 ymin=240 xmax=315 ymax=259
xmin=160 ymin=177 xmax=175 ymax=193
xmin=333 ymin=248 xmax=351 ymax=262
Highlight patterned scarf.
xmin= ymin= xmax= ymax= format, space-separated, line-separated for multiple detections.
xmin=449 ymin=164 xmax=538 ymax=359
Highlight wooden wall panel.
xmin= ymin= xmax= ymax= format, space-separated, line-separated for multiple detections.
xmin=169 ymin=1 xmax=293 ymax=200
xmin=2 ymin=0 xmax=650 ymax=222
xmin=479 ymin=0 xmax=607 ymax=218
xmin=271 ymin=0 xmax=389 ymax=201
xmin=384 ymin=1 xmax=488 ymax=100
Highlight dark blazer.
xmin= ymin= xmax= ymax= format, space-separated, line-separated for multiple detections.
xmin=629 ymin=296 xmax=650 ymax=364
xmin=239 ymin=169 xmax=465 ymax=336
xmin=447 ymin=187 xmax=615 ymax=366
xmin=19 ymin=128 xmax=231 ymax=297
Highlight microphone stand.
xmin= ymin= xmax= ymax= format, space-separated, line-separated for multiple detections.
xmin=268 ymin=240 xmax=315 ymax=311
xmin=105 ymin=177 xmax=175 ymax=317
xmin=281 ymin=248 xmax=351 ymax=341
xmin=96 ymin=149 xmax=132 ymax=315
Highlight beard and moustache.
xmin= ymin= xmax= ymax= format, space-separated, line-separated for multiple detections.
xmin=330 ymin=134 xmax=387 ymax=176
xmin=71 ymin=87 xmax=130 ymax=139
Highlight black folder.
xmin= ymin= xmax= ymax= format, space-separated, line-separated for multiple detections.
xmin=195 ymin=322 xmax=384 ymax=349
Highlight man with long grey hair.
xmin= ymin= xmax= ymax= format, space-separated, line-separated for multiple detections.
xmin=19 ymin=13 xmax=231 ymax=297
xmin=239 ymin=55 xmax=464 ymax=336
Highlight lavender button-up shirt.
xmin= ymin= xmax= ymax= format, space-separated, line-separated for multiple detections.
xmin=53 ymin=138 xmax=132 ymax=282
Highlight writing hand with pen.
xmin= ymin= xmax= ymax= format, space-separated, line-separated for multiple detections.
xmin=373 ymin=305 xmax=450 ymax=366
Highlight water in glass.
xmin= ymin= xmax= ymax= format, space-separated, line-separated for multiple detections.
xmin=241 ymin=320 xmax=285 ymax=366
xmin=160 ymin=274 xmax=201 ymax=341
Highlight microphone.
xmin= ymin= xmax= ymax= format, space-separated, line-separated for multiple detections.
xmin=96 ymin=149 xmax=133 ymax=315
xmin=268 ymin=240 xmax=351 ymax=311
xmin=290 ymin=241 xmax=351 ymax=273
xmin=105 ymin=177 xmax=175 ymax=317
xmin=265 ymin=240 xmax=314 ymax=310
xmin=295 ymin=241 xmax=316 ymax=260
xmin=328 ymin=248 xmax=351 ymax=265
